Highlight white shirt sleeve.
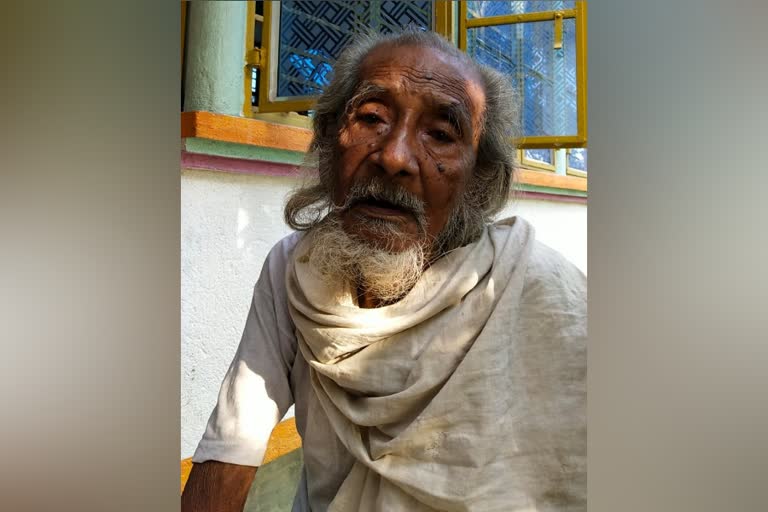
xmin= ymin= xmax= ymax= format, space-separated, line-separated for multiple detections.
xmin=191 ymin=234 xmax=301 ymax=467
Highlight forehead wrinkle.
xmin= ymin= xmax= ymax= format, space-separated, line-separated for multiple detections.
xmin=351 ymin=81 xmax=388 ymax=101
xmin=357 ymin=68 xmax=480 ymax=137
xmin=363 ymin=63 xmax=475 ymax=107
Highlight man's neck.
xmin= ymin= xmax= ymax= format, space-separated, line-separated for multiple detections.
xmin=357 ymin=286 xmax=385 ymax=309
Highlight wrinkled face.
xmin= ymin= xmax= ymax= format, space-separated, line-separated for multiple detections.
xmin=332 ymin=44 xmax=487 ymax=254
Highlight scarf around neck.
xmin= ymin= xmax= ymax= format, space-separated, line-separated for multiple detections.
xmin=286 ymin=217 xmax=587 ymax=511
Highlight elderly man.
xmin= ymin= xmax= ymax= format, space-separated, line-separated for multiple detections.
xmin=182 ymin=30 xmax=586 ymax=512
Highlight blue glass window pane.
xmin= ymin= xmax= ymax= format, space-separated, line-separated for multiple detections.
xmin=568 ymin=148 xmax=587 ymax=172
xmin=467 ymin=1 xmax=576 ymax=19
xmin=525 ymin=149 xmax=553 ymax=165
xmin=276 ymin=1 xmax=432 ymax=98
xmin=467 ymin=17 xmax=577 ymax=137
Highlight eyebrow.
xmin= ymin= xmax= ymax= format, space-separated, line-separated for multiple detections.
xmin=345 ymin=81 xmax=389 ymax=114
xmin=435 ymin=101 xmax=472 ymax=139
xmin=346 ymin=81 xmax=474 ymax=139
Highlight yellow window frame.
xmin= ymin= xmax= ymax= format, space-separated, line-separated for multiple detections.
xmin=458 ymin=1 xmax=588 ymax=150
xmin=565 ymin=148 xmax=587 ymax=178
xmin=519 ymin=148 xmax=556 ymax=172
xmin=244 ymin=1 xmax=454 ymax=114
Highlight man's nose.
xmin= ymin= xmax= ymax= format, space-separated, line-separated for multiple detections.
xmin=377 ymin=125 xmax=419 ymax=178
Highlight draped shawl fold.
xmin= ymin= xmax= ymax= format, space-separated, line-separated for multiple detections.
xmin=286 ymin=217 xmax=587 ymax=511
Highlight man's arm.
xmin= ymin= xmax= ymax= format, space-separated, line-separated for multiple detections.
xmin=181 ymin=461 xmax=257 ymax=512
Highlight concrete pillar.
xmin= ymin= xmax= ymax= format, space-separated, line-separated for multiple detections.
xmin=184 ymin=1 xmax=247 ymax=115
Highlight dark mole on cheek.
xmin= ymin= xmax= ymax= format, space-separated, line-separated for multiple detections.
xmin=436 ymin=163 xmax=445 ymax=173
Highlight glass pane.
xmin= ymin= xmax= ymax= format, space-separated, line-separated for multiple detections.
xmin=276 ymin=1 xmax=432 ymax=98
xmin=567 ymin=148 xmax=587 ymax=172
xmin=467 ymin=17 xmax=577 ymax=137
xmin=524 ymin=149 xmax=553 ymax=165
xmin=467 ymin=1 xmax=576 ymax=19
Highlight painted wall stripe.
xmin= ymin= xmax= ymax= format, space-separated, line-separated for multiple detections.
xmin=184 ymin=137 xmax=305 ymax=165
xmin=181 ymin=151 xmax=302 ymax=177
xmin=518 ymin=190 xmax=588 ymax=204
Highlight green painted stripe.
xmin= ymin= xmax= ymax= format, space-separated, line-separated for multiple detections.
xmin=184 ymin=137 xmax=306 ymax=165
xmin=518 ymin=183 xmax=588 ymax=197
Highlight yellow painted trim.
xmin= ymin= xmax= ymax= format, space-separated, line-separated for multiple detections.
xmin=434 ymin=1 xmax=455 ymax=41
xmin=257 ymin=1 xmax=317 ymax=113
xmin=243 ymin=1 xmax=256 ymax=117
xmin=575 ymin=0 xmax=588 ymax=148
xmin=181 ymin=457 xmax=193 ymax=493
xmin=257 ymin=0 xmax=275 ymax=112
xmin=520 ymin=149 xmax=556 ymax=172
xmin=461 ymin=2 xmax=588 ymax=149
xmin=465 ymin=9 xmax=576 ymax=29
xmin=458 ymin=1 xmax=468 ymax=51
xmin=257 ymin=2 xmax=316 ymax=113
xmin=256 ymin=1 xmax=450 ymax=113
xmin=518 ymin=168 xmax=587 ymax=192
xmin=565 ymin=148 xmax=588 ymax=178
xmin=566 ymin=168 xmax=588 ymax=178
xmin=516 ymin=135 xmax=586 ymax=149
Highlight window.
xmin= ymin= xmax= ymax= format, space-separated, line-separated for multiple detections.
xmin=244 ymin=1 xmax=587 ymax=175
xmin=246 ymin=1 xmax=450 ymax=113
xmin=459 ymin=1 xmax=587 ymax=150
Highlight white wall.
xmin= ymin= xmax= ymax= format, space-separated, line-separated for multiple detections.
xmin=181 ymin=168 xmax=587 ymax=457
xmin=499 ymin=199 xmax=587 ymax=274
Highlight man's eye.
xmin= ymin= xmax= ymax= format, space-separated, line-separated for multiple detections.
xmin=358 ymin=113 xmax=382 ymax=125
xmin=430 ymin=130 xmax=454 ymax=143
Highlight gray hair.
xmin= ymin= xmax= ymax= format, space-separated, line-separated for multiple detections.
xmin=284 ymin=29 xmax=520 ymax=252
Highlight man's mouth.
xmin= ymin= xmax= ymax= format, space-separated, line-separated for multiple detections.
xmin=350 ymin=197 xmax=412 ymax=218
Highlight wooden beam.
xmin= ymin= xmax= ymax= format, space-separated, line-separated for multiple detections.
xmin=181 ymin=111 xmax=313 ymax=153
xmin=518 ymin=168 xmax=588 ymax=192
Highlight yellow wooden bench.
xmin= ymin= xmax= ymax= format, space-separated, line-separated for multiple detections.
xmin=181 ymin=417 xmax=301 ymax=493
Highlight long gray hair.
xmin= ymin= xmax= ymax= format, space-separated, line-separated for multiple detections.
xmin=284 ymin=29 xmax=520 ymax=252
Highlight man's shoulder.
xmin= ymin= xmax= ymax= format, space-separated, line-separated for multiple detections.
xmin=255 ymin=231 xmax=306 ymax=294
xmin=262 ymin=231 xmax=307 ymax=272
xmin=528 ymin=240 xmax=584 ymax=278
xmin=523 ymin=239 xmax=587 ymax=306
xmin=491 ymin=216 xmax=585 ymax=286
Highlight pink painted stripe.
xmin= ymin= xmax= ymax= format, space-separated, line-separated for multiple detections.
xmin=518 ymin=190 xmax=588 ymax=204
xmin=181 ymin=151 xmax=300 ymax=177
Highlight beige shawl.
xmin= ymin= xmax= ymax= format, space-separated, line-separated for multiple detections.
xmin=286 ymin=217 xmax=586 ymax=511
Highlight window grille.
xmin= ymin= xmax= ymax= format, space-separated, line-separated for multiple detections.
xmin=247 ymin=1 xmax=439 ymax=113
xmin=460 ymin=1 xmax=588 ymax=149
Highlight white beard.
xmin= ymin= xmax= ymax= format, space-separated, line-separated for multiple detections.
xmin=307 ymin=215 xmax=425 ymax=305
